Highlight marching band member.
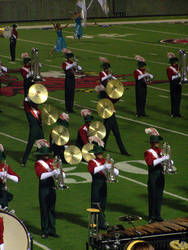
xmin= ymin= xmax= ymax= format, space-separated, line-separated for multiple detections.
xmin=20 ymin=53 xmax=33 ymax=97
xmin=88 ymin=137 xmax=119 ymax=230
xmin=9 ymin=24 xmax=18 ymax=62
xmin=96 ymin=57 xmax=130 ymax=156
xmin=62 ymin=49 xmax=82 ymax=113
xmin=73 ymin=12 xmax=83 ymax=39
xmin=133 ymin=55 xmax=153 ymax=117
xmin=50 ymin=22 xmax=68 ymax=56
xmin=0 ymin=144 xmax=20 ymax=209
xmin=50 ymin=112 xmax=70 ymax=162
xmin=21 ymin=98 xmax=44 ymax=167
xmin=76 ymin=109 xmax=94 ymax=149
xmin=166 ymin=52 xmax=182 ymax=118
xmin=0 ymin=61 xmax=8 ymax=112
xmin=34 ymin=140 xmax=65 ymax=239
xmin=144 ymin=134 xmax=169 ymax=223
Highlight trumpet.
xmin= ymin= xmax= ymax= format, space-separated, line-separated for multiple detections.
xmin=31 ymin=48 xmax=42 ymax=82
xmin=162 ymin=142 xmax=176 ymax=174
xmin=178 ymin=49 xmax=188 ymax=84
xmin=53 ymin=156 xmax=68 ymax=190
xmin=145 ymin=68 xmax=152 ymax=84
xmin=72 ymin=56 xmax=82 ymax=74
xmin=105 ymin=154 xmax=118 ymax=183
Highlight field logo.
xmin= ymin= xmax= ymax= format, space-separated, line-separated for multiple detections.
xmin=160 ymin=39 xmax=188 ymax=44
xmin=64 ymin=160 xmax=147 ymax=184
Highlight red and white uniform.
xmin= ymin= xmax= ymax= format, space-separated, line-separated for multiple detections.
xmin=99 ymin=71 xmax=116 ymax=84
xmin=0 ymin=163 xmax=21 ymax=184
xmin=11 ymin=29 xmax=18 ymax=40
xmin=35 ymin=158 xmax=55 ymax=179
xmin=78 ymin=123 xmax=89 ymax=145
xmin=24 ymin=100 xmax=42 ymax=124
xmin=0 ymin=65 xmax=8 ymax=76
xmin=88 ymin=158 xmax=107 ymax=178
xmin=20 ymin=65 xmax=31 ymax=79
xmin=144 ymin=147 xmax=163 ymax=167
xmin=0 ymin=217 xmax=4 ymax=246
xmin=134 ymin=68 xmax=146 ymax=82
xmin=62 ymin=60 xmax=75 ymax=75
xmin=166 ymin=64 xmax=179 ymax=81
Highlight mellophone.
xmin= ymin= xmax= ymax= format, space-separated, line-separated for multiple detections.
xmin=87 ymin=217 xmax=188 ymax=250
xmin=0 ymin=209 xmax=32 ymax=249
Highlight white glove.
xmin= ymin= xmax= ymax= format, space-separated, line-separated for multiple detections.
xmin=26 ymin=71 xmax=33 ymax=78
xmin=77 ymin=65 xmax=82 ymax=71
xmin=62 ymin=172 xmax=66 ymax=179
xmin=39 ymin=63 xmax=42 ymax=68
xmin=107 ymin=74 xmax=112 ymax=79
xmin=52 ymin=169 xmax=60 ymax=177
xmin=153 ymin=155 xmax=169 ymax=167
xmin=148 ymin=74 xmax=153 ymax=79
xmin=104 ymin=163 xmax=112 ymax=170
xmin=0 ymin=171 xmax=7 ymax=178
xmin=72 ymin=62 xmax=77 ymax=67
xmin=114 ymin=168 xmax=119 ymax=176
xmin=171 ymin=160 xmax=174 ymax=165
xmin=7 ymin=174 xmax=18 ymax=183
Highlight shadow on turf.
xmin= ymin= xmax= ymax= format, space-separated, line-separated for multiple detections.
xmin=107 ymin=202 xmax=148 ymax=221
xmin=8 ymin=150 xmax=24 ymax=163
xmin=56 ymin=211 xmax=88 ymax=228
xmin=24 ymin=220 xmax=41 ymax=235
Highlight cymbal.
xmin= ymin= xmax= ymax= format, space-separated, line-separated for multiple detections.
xmin=42 ymin=104 xmax=58 ymax=125
xmin=119 ymin=215 xmax=142 ymax=222
xmin=64 ymin=145 xmax=82 ymax=165
xmin=97 ymin=98 xmax=114 ymax=119
xmin=89 ymin=121 xmax=106 ymax=139
xmin=106 ymin=79 xmax=124 ymax=99
xmin=51 ymin=125 xmax=69 ymax=146
xmin=28 ymin=83 xmax=48 ymax=104
xmin=82 ymin=143 xmax=95 ymax=162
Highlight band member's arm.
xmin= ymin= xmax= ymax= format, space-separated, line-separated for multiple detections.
xmin=62 ymin=62 xmax=77 ymax=71
xmin=134 ymin=70 xmax=153 ymax=81
xmin=144 ymin=151 xmax=169 ymax=167
xmin=7 ymin=165 xmax=20 ymax=183
xmin=79 ymin=126 xmax=89 ymax=144
xmin=35 ymin=162 xmax=60 ymax=180
xmin=88 ymin=160 xmax=111 ymax=175
xmin=99 ymin=71 xmax=112 ymax=82
xmin=166 ymin=67 xmax=180 ymax=81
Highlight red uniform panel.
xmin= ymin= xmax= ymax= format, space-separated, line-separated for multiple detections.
xmin=88 ymin=158 xmax=106 ymax=177
xmin=166 ymin=64 xmax=179 ymax=81
xmin=144 ymin=147 xmax=162 ymax=167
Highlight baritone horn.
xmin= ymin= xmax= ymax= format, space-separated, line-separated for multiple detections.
xmin=179 ymin=49 xmax=188 ymax=84
xmin=53 ymin=156 xmax=68 ymax=190
xmin=105 ymin=154 xmax=118 ymax=183
xmin=162 ymin=142 xmax=176 ymax=174
xmin=31 ymin=48 xmax=43 ymax=82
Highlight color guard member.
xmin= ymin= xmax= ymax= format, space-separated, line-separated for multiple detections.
xmin=76 ymin=109 xmax=94 ymax=149
xmin=0 ymin=144 xmax=20 ymax=209
xmin=144 ymin=135 xmax=169 ymax=223
xmin=133 ymin=55 xmax=153 ymax=117
xmin=166 ymin=52 xmax=182 ymax=118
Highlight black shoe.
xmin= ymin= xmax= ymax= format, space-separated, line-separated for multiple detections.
xmin=41 ymin=234 xmax=48 ymax=239
xmin=156 ymin=217 xmax=164 ymax=222
xmin=69 ymin=110 xmax=76 ymax=113
xmin=121 ymin=152 xmax=131 ymax=156
xmin=49 ymin=233 xmax=60 ymax=238
xmin=148 ymin=219 xmax=156 ymax=224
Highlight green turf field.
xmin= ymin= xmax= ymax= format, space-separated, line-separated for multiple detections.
xmin=0 ymin=17 xmax=188 ymax=250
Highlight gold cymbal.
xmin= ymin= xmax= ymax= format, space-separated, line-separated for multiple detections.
xmin=51 ymin=125 xmax=69 ymax=146
xmin=97 ymin=98 xmax=114 ymax=119
xmin=42 ymin=104 xmax=58 ymax=125
xmin=64 ymin=145 xmax=82 ymax=165
xmin=89 ymin=121 xmax=106 ymax=139
xmin=28 ymin=83 xmax=48 ymax=104
xmin=82 ymin=143 xmax=95 ymax=162
xmin=106 ymin=79 xmax=124 ymax=99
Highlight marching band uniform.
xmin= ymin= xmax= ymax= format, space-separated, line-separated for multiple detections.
xmin=144 ymin=135 xmax=169 ymax=223
xmin=34 ymin=146 xmax=64 ymax=239
xmin=166 ymin=55 xmax=182 ymax=117
xmin=20 ymin=55 xmax=33 ymax=97
xmin=97 ymin=62 xmax=130 ymax=156
xmin=133 ymin=57 xmax=153 ymax=117
xmin=88 ymin=143 xmax=119 ymax=230
xmin=10 ymin=24 xmax=18 ymax=62
xmin=62 ymin=51 xmax=77 ymax=113
xmin=21 ymin=99 xmax=44 ymax=166
xmin=0 ymin=217 xmax=4 ymax=250
xmin=50 ymin=112 xmax=70 ymax=162
xmin=0 ymin=145 xmax=20 ymax=209
xmin=76 ymin=109 xmax=93 ymax=149
xmin=0 ymin=62 xmax=8 ymax=112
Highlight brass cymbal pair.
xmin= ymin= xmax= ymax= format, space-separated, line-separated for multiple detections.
xmin=28 ymin=83 xmax=48 ymax=104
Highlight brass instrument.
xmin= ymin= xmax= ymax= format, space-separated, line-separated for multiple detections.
xmin=105 ymin=154 xmax=118 ymax=183
xmin=28 ymin=83 xmax=48 ymax=104
xmin=145 ymin=68 xmax=152 ymax=84
xmin=179 ymin=49 xmax=188 ymax=84
xmin=72 ymin=56 xmax=82 ymax=74
xmin=2 ymin=160 xmax=8 ymax=191
xmin=96 ymin=98 xmax=114 ymax=119
xmin=53 ymin=156 xmax=68 ymax=190
xmin=106 ymin=79 xmax=124 ymax=99
xmin=31 ymin=48 xmax=43 ymax=82
xmin=162 ymin=142 xmax=176 ymax=174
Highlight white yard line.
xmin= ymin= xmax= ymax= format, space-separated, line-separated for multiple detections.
xmin=148 ymin=85 xmax=188 ymax=96
xmin=33 ymin=240 xmax=52 ymax=250
xmin=159 ymin=95 xmax=168 ymax=98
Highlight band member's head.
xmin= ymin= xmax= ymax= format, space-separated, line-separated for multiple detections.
xmin=12 ymin=24 xmax=17 ymax=30
xmin=81 ymin=109 xmax=93 ymax=124
xmin=102 ymin=62 xmax=111 ymax=72
xmin=135 ymin=55 xmax=146 ymax=69
xmin=168 ymin=52 xmax=178 ymax=65
xmin=63 ymin=49 xmax=74 ymax=59
xmin=57 ymin=112 xmax=70 ymax=128
xmin=34 ymin=140 xmax=51 ymax=160
xmin=21 ymin=52 xmax=31 ymax=65
xmin=150 ymin=135 xmax=163 ymax=148
xmin=89 ymin=143 xmax=104 ymax=159
xmin=0 ymin=144 xmax=6 ymax=163
xmin=125 ymin=240 xmax=154 ymax=250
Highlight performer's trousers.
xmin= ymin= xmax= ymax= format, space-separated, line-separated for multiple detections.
xmin=0 ymin=189 xmax=13 ymax=208
xmin=91 ymin=178 xmax=107 ymax=228
xmin=10 ymin=41 xmax=16 ymax=61
xmin=148 ymin=171 xmax=164 ymax=220
xmin=135 ymin=81 xmax=147 ymax=116
xmin=65 ymin=77 xmax=75 ymax=112
xmin=39 ymin=186 xmax=56 ymax=235
xmin=170 ymin=81 xmax=182 ymax=116
xmin=103 ymin=114 xmax=128 ymax=154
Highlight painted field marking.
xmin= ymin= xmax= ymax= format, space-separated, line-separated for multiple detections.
xmin=33 ymin=240 xmax=52 ymax=250
xmin=159 ymin=95 xmax=168 ymax=98
xmin=148 ymin=85 xmax=188 ymax=97
xmin=0 ymin=132 xmax=27 ymax=144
